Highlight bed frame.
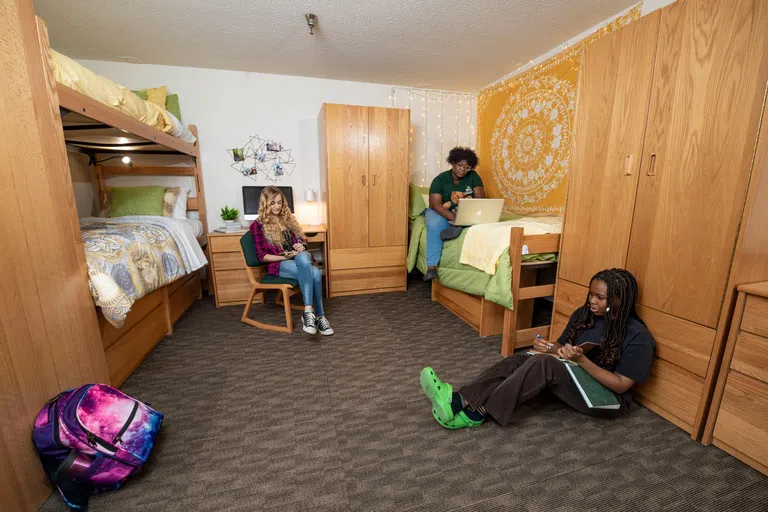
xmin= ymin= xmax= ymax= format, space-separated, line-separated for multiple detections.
xmin=37 ymin=16 xmax=208 ymax=386
xmin=432 ymin=226 xmax=560 ymax=357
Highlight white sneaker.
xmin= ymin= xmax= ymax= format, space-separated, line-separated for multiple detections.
xmin=302 ymin=311 xmax=317 ymax=334
xmin=317 ymin=316 xmax=334 ymax=336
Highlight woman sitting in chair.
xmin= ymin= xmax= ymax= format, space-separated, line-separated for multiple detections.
xmin=250 ymin=186 xmax=333 ymax=336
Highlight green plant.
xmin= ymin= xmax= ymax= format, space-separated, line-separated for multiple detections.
xmin=220 ymin=205 xmax=240 ymax=221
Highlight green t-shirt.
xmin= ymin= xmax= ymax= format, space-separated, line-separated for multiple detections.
xmin=429 ymin=170 xmax=484 ymax=211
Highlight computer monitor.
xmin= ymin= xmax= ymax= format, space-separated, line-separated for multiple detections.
xmin=242 ymin=186 xmax=294 ymax=220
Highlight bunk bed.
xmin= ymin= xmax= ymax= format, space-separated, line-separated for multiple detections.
xmin=407 ymin=190 xmax=561 ymax=356
xmin=38 ymin=17 xmax=209 ymax=386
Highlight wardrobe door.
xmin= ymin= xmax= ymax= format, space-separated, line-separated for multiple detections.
xmin=325 ymin=104 xmax=369 ymax=249
xmin=368 ymin=107 xmax=409 ymax=247
xmin=558 ymin=12 xmax=660 ymax=286
xmin=626 ymin=0 xmax=768 ymax=327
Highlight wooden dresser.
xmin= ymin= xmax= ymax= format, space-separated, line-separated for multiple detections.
xmin=209 ymin=225 xmax=328 ymax=307
xmin=703 ymin=282 xmax=768 ymax=475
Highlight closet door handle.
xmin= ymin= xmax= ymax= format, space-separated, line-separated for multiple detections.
xmin=624 ymin=154 xmax=633 ymax=176
xmin=647 ymin=153 xmax=657 ymax=176
xmin=362 ymin=174 xmax=367 ymax=186
xmin=372 ymin=174 xmax=376 ymax=186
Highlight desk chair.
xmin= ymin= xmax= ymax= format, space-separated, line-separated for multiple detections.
xmin=239 ymin=231 xmax=303 ymax=333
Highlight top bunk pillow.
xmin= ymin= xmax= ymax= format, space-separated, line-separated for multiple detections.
xmin=109 ymin=186 xmax=167 ymax=217
xmin=165 ymin=94 xmax=181 ymax=121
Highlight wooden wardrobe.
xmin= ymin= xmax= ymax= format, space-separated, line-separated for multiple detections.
xmin=319 ymin=104 xmax=410 ymax=297
xmin=552 ymin=0 xmax=768 ymax=440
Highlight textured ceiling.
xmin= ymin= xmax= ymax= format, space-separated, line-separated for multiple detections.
xmin=35 ymin=0 xmax=636 ymax=92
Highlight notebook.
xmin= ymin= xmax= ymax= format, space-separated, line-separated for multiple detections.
xmin=562 ymin=362 xmax=621 ymax=410
xmin=525 ymin=351 xmax=620 ymax=409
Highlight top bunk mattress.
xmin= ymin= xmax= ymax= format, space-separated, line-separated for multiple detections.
xmin=52 ymin=50 xmax=196 ymax=145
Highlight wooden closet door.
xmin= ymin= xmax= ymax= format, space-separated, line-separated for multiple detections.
xmin=626 ymin=0 xmax=768 ymax=327
xmin=368 ymin=107 xmax=409 ymax=247
xmin=558 ymin=12 xmax=660 ymax=286
xmin=325 ymin=104 xmax=369 ymax=249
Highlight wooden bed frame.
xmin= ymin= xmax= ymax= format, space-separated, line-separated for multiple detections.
xmin=432 ymin=226 xmax=560 ymax=357
xmin=38 ymin=16 xmax=209 ymax=386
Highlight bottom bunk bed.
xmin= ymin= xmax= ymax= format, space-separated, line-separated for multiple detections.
xmin=408 ymin=209 xmax=561 ymax=356
xmin=99 ymin=271 xmax=201 ymax=385
xmin=81 ymin=213 xmax=208 ymax=386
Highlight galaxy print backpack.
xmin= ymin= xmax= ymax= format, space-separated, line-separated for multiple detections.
xmin=33 ymin=384 xmax=163 ymax=509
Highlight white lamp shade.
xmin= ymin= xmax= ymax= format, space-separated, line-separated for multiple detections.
xmin=304 ymin=188 xmax=317 ymax=202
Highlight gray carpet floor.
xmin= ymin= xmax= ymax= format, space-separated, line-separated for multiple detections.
xmin=41 ymin=276 xmax=768 ymax=511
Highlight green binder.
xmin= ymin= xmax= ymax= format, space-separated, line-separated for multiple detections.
xmin=563 ymin=362 xmax=621 ymax=410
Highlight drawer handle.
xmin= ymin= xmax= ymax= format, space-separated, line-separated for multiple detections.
xmin=647 ymin=153 xmax=657 ymax=176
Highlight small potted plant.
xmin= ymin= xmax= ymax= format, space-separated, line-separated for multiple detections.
xmin=220 ymin=205 xmax=240 ymax=230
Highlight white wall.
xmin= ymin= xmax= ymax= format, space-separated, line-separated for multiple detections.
xmin=79 ymin=60 xmax=397 ymax=229
xmin=641 ymin=0 xmax=677 ymax=15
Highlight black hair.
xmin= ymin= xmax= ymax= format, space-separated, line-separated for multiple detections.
xmin=564 ymin=268 xmax=641 ymax=367
xmin=446 ymin=147 xmax=478 ymax=169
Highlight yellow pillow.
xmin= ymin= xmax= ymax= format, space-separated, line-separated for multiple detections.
xmin=144 ymin=86 xmax=167 ymax=109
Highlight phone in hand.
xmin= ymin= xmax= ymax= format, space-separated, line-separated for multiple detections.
xmin=576 ymin=341 xmax=600 ymax=352
xmin=283 ymin=250 xmax=297 ymax=259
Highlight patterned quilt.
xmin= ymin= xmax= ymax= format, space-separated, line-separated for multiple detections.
xmin=80 ymin=217 xmax=206 ymax=328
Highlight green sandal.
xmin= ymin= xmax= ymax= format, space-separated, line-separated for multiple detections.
xmin=420 ymin=367 xmax=454 ymax=423
xmin=432 ymin=409 xmax=485 ymax=430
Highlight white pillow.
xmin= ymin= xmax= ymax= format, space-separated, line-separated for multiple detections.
xmin=173 ymin=188 xmax=191 ymax=219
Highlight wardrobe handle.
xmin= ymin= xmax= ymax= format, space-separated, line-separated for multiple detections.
xmin=624 ymin=154 xmax=633 ymax=176
xmin=372 ymin=174 xmax=376 ymax=186
xmin=647 ymin=153 xmax=657 ymax=176
xmin=362 ymin=174 xmax=367 ymax=186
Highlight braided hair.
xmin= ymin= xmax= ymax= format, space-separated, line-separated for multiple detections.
xmin=564 ymin=268 xmax=641 ymax=368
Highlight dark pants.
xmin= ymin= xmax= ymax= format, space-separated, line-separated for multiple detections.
xmin=458 ymin=354 xmax=628 ymax=426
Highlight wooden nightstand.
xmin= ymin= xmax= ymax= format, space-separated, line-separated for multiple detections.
xmin=209 ymin=224 xmax=328 ymax=307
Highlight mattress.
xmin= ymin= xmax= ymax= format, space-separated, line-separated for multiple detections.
xmin=80 ymin=216 xmax=208 ymax=327
xmin=52 ymin=50 xmax=196 ymax=144
xmin=175 ymin=218 xmax=205 ymax=238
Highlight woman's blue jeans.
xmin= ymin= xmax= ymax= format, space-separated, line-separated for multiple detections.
xmin=425 ymin=208 xmax=451 ymax=267
xmin=279 ymin=251 xmax=324 ymax=316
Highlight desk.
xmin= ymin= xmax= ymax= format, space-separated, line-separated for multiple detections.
xmin=208 ymin=224 xmax=328 ymax=307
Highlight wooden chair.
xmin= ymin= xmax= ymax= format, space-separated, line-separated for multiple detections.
xmin=239 ymin=231 xmax=303 ymax=332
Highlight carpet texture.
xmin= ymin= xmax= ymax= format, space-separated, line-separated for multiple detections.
xmin=40 ymin=276 xmax=768 ymax=511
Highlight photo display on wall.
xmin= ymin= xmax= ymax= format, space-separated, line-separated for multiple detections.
xmin=227 ymin=135 xmax=296 ymax=183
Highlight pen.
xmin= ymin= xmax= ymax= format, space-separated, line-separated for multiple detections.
xmin=536 ymin=334 xmax=552 ymax=350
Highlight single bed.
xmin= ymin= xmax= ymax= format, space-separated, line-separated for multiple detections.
xmin=408 ymin=186 xmax=562 ymax=356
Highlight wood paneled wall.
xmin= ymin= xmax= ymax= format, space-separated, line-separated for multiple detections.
xmin=0 ymin=2 xmax=109 ymax=510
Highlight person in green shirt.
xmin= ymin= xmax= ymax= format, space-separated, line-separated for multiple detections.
xmin=423 ymin=147 xmax=485 ymax=281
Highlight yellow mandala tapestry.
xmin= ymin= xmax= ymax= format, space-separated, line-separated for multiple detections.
xmin=477 ymin=4 xmax=641 ymax=214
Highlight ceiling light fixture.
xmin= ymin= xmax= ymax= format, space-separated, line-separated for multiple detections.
xmin=305 ymin=14 xmax=317 ymax=35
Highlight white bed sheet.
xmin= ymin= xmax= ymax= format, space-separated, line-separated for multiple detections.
xmin=175 ymin=217 xmax=204 ymax=238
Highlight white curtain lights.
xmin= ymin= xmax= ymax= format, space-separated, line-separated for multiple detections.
xmin=390 ymin=87 xmax=477 ymax=186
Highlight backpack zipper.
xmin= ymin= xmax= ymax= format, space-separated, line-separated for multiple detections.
xmin=113 ymin=401 xmax=138 ymax=445
xmin=52 ymin=399 xmax=65 ymax=449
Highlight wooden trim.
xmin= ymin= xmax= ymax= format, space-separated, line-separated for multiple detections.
xmin=502 ymin=227 xmax=525 ymax=356
xmin=515 ymin=326 xmax=550 ymax=347
xmin=712 ymin=438 xmax=768 ymax=476
xmin=331 ymin=286 xmax=406 ymax=297
xmin=161 ymin=286 xmax=173 ymax=336
xmin=57 ymin=84 xmax=198 ymax=157
xmin=101 ymin=166 xmax=196 ymax=177
xmin=523 ymin=233 xmax=561 ymax=254
xmin=635 ymin=396 xmax=693 ymax=433
xmin=702 ymin=291 xmax=747 ymax=444
xmin=518 ymin=284 xmax=555 ymax=300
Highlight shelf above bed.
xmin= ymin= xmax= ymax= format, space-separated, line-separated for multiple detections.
xmin=57 ymin=84 xmax=199 ymax=158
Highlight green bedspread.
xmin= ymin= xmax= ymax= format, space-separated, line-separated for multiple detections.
xmin=407 ymin=214 xmax=557 ymax=310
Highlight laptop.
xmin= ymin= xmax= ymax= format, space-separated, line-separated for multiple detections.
xmin=451 ymin=198 xmax=504 ymax=226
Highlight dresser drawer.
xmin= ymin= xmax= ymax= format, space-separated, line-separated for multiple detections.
xmin=713 ymin=371 xmax=768 ymax=469
xmin=214 ymin=269 xmax=254 ymax=304
xmin=213 ymin=252 xmax=245 ymax=271
xmin=330 ymin=266 xmax=405 ymax=294
xmin=742 ymin=295 xmax=768 ymax=338
xmin=329 ymin=246 xmax=405 ymax=270
xmin=731 ymin=331 xmax=768 ymax=384
xmin=210 ymin=235 xmax=243 ymax=253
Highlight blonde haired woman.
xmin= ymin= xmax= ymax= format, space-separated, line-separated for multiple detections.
xmin=250 ymin=187 xmax=333 ymax=335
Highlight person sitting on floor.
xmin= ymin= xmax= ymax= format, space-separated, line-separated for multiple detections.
xmin=250 ymin=186 xmax=333 ymax=336
xmin=420 ymin=268 xmax=654 ymax=428
xmin=423 ymin=146 xmax=485 ymax=282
